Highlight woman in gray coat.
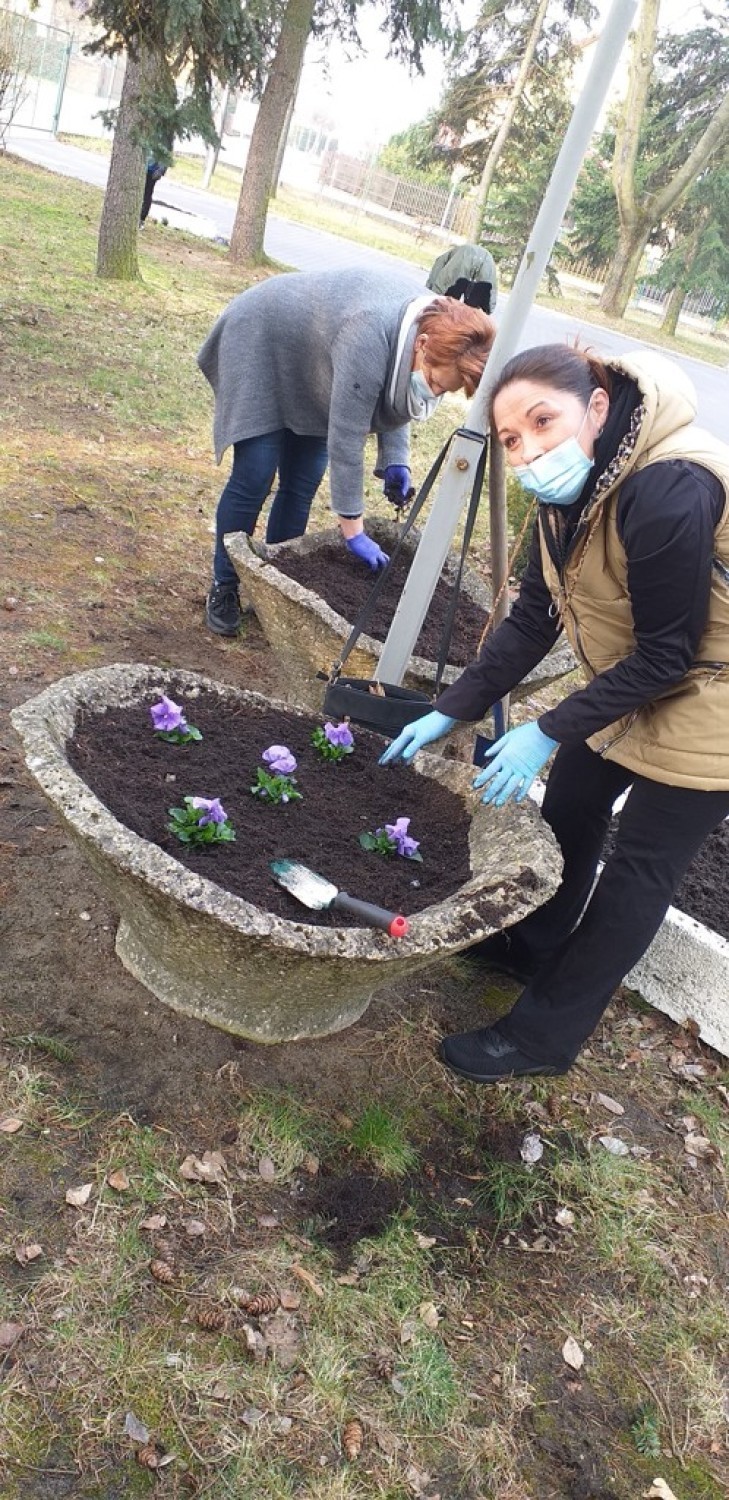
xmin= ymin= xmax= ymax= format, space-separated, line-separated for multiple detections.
xmin=198 ymin=266 xmax=494 ymax=636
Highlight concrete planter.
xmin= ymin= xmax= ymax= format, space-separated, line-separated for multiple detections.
xmin=11 ymin=665 xmax=562 ymax=1044
xmin=626 ymin=901 xmax=729 ymax=1059
xmin=227 ymin=520 xmax=575 ymax=718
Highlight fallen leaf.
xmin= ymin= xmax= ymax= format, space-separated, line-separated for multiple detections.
xmin=337 ymin=1272 xmax=360 ymax=1286
xmin=592 ymin=1092 xmax=624 ymax=1116
xmin=139 ymin=1213 xmax=167 ymax=1232
xmin=562 ymin=1335 xmax=584 ymax=1370
xmin=683 ymin=1133 xmax=716 ymax=1160
xmin=15 ymin=1242 xmax=43 ymax=1265
xmin=257 ymin=1214 xmax=280 ymax=1229
xmin=270 ymin=1415 xmax=293 ymax=1434
xmin=644 ymin=1482 xmax=679 ymax=1500
xmin=262 ymin=1311 xmax=302 ymax=1369
xmin=279 ymin=1288 xmax=301 ymax=1310
xmin=179 ymin=1150 xmax=227 ymax=1184
xmin=240 ymin=1405 xmax=266 ymax=1427
xmin=237 ymin=1322 xmax=266 ymax=1360
xmin=65 ymin=1182 xmax=93 ymax=1207
xmin=0 ymin=1116 xmax=24 ymax=1134
xmin=555 ymin=1208 xmax=575 ymax=1229
xmin=107 ymin=1169 xmax=130 ymax=1192
xmin=0 ymin=1321 xmax=24 ymax=1350
xmin=400 ymin=1318 xmax=417 ymax=1345
xmin=124 ymin=1411 xmax=150 ymax=1444
xmin=597 ymin=1136 xmax=629 ymax=1157
xmin=520 ymin=1131 xmax=544 ymax=1166
xmin=418 ymin=1301 xmax=440 ymax=1330
xmin=258 ymin=1154 xmax=276 ymax=1182
xmin=414 ymin=1232 xmax=437 ymax=1250
xmin=291 ymin=1263 xmax=324 ymax=1298
xmin=183 ymin=1217 xmax=206 ymax=1237
xmin=302 ymin=1152 xmax=320 ymax=1176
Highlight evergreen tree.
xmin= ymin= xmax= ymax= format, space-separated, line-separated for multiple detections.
xmin=436 ymin=0 xmax=596 ymax=238
xmin=82 ymin=0 xmax=268 ymax=278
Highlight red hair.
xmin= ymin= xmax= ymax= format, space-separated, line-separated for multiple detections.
xmin=417 ymin=298 xmax=496 ymax=396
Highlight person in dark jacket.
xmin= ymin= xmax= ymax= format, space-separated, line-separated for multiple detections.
xmin=427 ymin=243 xmax=498 ymax=313
xmin=380 ymin=343 xmax=729 ymax=1081
xmin=140 ymin=157 xmax=168 ymax=225
xmin=197 ymin=268 xmax=495 ymax=636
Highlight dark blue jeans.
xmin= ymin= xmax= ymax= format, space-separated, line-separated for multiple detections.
xmin=213 ymin=431 xmax=329 ymax=585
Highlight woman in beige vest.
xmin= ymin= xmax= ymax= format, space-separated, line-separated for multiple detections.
xmin=381 ymin=343 xmax=729 ymax=1081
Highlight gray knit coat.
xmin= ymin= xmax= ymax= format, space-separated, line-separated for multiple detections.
xmin=197 ymin=266 xmax=430 ymax=517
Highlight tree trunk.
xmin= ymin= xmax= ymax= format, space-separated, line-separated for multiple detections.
xmin=229 ymin=0 xmax=314 ymax=263
xmin=466 ymin=0 xmax=551 ymax=241
xmin=599 ymin=225 xmax=650 ymax=317
xmin=601 ymin=0 xmax=729 ymax=318
xmin=96 ymin=43 xmax=161 ymax=280
xmin=660 ymin=214 xmax=707 ymax=335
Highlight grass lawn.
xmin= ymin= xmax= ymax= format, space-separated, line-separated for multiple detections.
xmin=0 ymin=154 xmax=728 ymax=1500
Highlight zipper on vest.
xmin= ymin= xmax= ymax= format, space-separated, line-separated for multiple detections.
xmin=593 ymin=709 xmax=640 ymax=756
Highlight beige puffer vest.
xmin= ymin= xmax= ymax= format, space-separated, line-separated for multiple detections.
xmin=538 ymin=351 xmax=729 ymax=790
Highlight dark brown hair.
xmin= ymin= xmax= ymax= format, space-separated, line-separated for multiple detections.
xmin=417 ymin=299 xmax=496 ymax=397
xmin=490 ymin=343 xmax=612 ymax=414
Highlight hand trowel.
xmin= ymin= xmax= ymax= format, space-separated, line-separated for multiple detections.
xmin=271 ymin=860 xmax=409 ymax=938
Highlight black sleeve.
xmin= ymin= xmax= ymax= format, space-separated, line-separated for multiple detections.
xmin=539 ymin=460 xmax=723 ymax=744
xmin=435 ymin=522 xmax=561 ymax=721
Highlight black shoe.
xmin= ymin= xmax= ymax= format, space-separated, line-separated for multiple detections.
xmin=458 ymin=929 xmax=536 ymax=985
xmin=439 ymin=1025 xmax=566 ymax=1083
xmin=206 ymin=582 xmax=242 ymax=637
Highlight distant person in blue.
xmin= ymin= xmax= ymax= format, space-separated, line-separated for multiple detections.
xmin=140 ymin=157 xmax=168 ymax=225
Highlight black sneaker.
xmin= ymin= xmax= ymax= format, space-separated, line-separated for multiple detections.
xmin=458 ymin=929 xmax=537 ymax=985
xmin=206 ymin=582 xmax=242 ymax=637
xmin=440 ymin=1025 xmax=566 ymax=1082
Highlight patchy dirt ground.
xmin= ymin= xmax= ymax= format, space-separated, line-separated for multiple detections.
xmin=1 ymin=159 xmax=727 ymax=1500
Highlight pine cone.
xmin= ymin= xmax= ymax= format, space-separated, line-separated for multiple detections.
xmin=371 ymin=1350 xmax=394 ymax=1380
xmin=154 ymin=1237 xmax=175 ymax=1264
xmin=136 ymin=1442 xmax=161 ymax=1469
xmin=342 ymin=1418 xmax=364 ymax=1461
xmin=241 ymin=1291 xmax=279 ymax=1316
xmin=149 ymin=1257 xmax=175 ymax=1284
xmin=195 ymin=1303 xmax=227 ymax=1332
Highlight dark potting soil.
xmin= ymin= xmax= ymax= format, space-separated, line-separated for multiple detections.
xmin=603 ymin=817 xmax=729 ymax=942
xmin=272 ymin=541 xmax=488 ymax=668
xmin=67 ymin=691 xmax=473 ymax=927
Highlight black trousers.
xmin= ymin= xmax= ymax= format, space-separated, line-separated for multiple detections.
xmin=495 ymin=742 xmax=729 ymax=1068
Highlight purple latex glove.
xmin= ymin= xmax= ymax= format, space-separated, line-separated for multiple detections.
xmin=382 ymin=464 xmax=414 ymax=508
xmin=345 ymin=532 xmax=390 ymax=570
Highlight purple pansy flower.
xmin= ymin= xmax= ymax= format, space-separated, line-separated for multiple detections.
xmin=150 ymin=695 xmax=188 ymax=733
xmin=384 ymin=817 xmax=420 ymax=858
xmin=190 ymin=796 xmax=228 ymax=826
xmin=324 ymin=721 xmax=354 ymax=749
xmin=262 ymin=745 xmax=297 ymax=775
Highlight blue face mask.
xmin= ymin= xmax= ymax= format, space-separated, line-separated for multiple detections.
xmin=408 ymin=368 xmax=440 ymax=420
xmin=514 ymin=403 xmax=596 ymax=505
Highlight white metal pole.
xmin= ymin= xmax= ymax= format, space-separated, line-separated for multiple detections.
xmin=376 ymin=0 xmax=638 ymax=687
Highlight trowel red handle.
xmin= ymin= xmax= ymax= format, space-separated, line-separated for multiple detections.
xmin=332 ymin=891 xmax=409 ymax=937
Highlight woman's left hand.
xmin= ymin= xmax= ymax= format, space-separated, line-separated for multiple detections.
xmin=473 ymin=722 xmax=558 ymax=806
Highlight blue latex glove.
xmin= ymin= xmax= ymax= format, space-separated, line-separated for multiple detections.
xmin=473 ymin=721 xmax=558 ymax=806
xmin=382 ymin=464 xmax=414 ymax=508
xmin=379 ymin=710 xmax=457 ymax=764
xmin=345 ymin=531 xmax=389 ymax=570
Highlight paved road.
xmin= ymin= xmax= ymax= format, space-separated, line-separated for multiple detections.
xmin=9 ymin=130 xmax=727 ymax=436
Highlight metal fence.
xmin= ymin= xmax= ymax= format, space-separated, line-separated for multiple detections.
xmin=0 ymin=7 xmax=71 ymax=135
xmin=318 ymin=151 xmax=473 ymax=236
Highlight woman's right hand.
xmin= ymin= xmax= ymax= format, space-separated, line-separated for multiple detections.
xmin=379 ymin=710 xmax=457 ymax=764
